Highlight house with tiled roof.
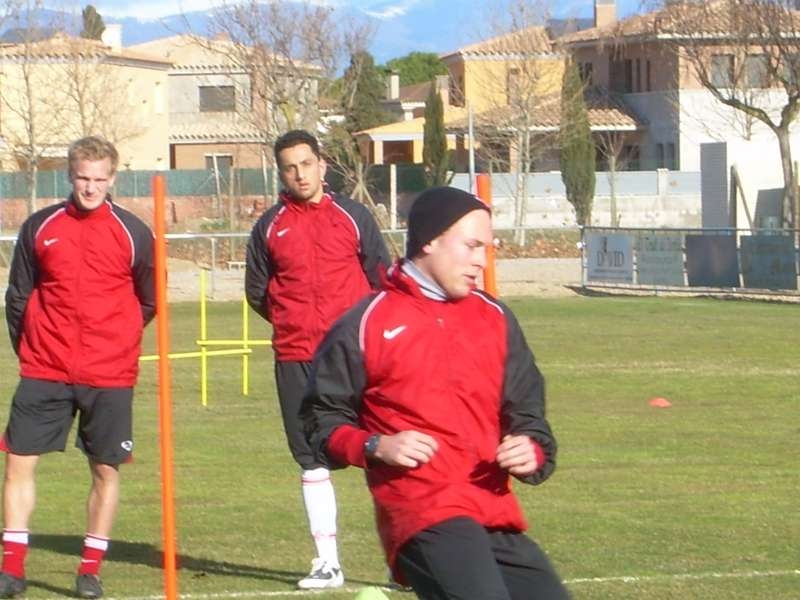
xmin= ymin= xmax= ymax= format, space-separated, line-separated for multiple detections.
xmin=355 ymin=75 xmax=465 ymax=165
xmin=355 ymin=25 xmax=565 ymax=170
xmin=130 ymin=34 xmax=321 ymax=170
xmin=382 ymin=72 xmax=439 ymax=122
xmin=446 ymin=88 xmax=640 ymax=135
xmin=440 ymin=25 xmax=562 ymax=113
xmin=356 ymin=15 xmax=647 ymax=172
xmin=0 ymin=29 xmax=171 ymax=171
xmin=559 ymin=0 xmax=800 ymax=171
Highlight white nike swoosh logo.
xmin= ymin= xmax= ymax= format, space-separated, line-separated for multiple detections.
xmin=383 ymin=325 xmax=407 ymax=340
xmin=44 ymin=238 xmax=58 ymax=246
xmin=277 ymin=228 xmax=290 ymax=237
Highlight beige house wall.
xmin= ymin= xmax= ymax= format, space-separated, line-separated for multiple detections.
xmin=570 ymin=42 xmax=678 ymax=92
xmin=570 ymin=39 xmax=786 ymax=94
xmin=0 ymin=58 xmax=169 ymax=171
xmin=675 ymin=43 xmax=782 ymax=90
xmin=172 ymin=143 xmax=265 ymax=169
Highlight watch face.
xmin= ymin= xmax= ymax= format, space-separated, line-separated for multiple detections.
xmin=365 ymin=434 xmax=380 ymax=457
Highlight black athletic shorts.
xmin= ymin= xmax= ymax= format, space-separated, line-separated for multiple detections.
xmin=2 ymin=377 xmax=134 ymax=465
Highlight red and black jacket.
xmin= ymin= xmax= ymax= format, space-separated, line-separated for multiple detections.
xmin=303 ymin=262 xmax=558 ymax=574
xmin=5 ymin=196 xmax=155 ymax=388
xmin=245 ymin=191 xmax=390 ymax=362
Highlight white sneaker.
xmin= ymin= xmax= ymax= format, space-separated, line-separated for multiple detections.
xmin=297 ymin=557 xmax=344 ymax=589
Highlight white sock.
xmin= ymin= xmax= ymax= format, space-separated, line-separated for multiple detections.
xmin=301 ymin=467 xmax=339 ymax=568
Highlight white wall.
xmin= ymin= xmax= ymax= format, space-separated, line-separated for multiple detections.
xmin=451 ymin=171 xmax=702 ymax=228
xmin=678 ymin=89 xmax=798 ymax=171
xmin=700 ymin=138 xmax=799 ymax=229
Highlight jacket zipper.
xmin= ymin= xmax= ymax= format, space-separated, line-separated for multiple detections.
xmin=72 ymin=219 xmax=85 ymax=382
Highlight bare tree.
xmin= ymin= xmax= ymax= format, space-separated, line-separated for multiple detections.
xmin=657 ymin=0 xmax=800 ymax=229
xmin=196 ymin=0 xmax=340 ymax=161
xmin=321 ymin=21 xmax=404 ymax=258
xmin=468 ymin=0 xmax=562 ymax=244
xmin=595 ymin=129 xmax=627 ymax=226
xmin=322 ymin=30 xmax=380 ymax=202
xmin=0 ymin=0 xmax=72 ymax=214
xmin=0 ymin=3 xmax=153 ymax=215
xmin=59 ymin=36 xmax=147 ymax=145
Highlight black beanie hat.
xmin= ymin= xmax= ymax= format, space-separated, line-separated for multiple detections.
xmin=406 ymin=186 xmax=490 ymax=258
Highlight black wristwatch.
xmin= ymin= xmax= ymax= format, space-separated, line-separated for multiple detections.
xmin=364 ymin=434 xmax=382 ymax=460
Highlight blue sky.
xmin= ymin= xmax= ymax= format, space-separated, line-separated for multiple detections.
xmin=89 ymin=0 xmax=645 ymax=22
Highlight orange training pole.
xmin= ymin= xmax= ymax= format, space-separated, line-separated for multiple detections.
xmin=153 ymin=175 xmax=179 ymax=600
xmin=476 ymin=173 xmax=498 ymax=297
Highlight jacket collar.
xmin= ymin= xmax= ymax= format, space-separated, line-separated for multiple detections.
xmin=65 ymin=194 xmax=113 ymax=219
xmin=386 ymin=259 xmax=448 ymax=303
xmin=279 ymin=190 xmax=333 ymax=211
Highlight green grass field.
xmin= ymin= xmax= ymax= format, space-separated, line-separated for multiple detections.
xmin=0 ymin=295 xmax=797 ymax=599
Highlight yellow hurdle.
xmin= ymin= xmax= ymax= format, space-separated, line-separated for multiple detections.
xmin=243 ymin=296 xmax=249 ymax=396
xmin=140 ymin=268 xmax=271 ymax=406
xmin=140 ymin=349 xmax=252 ymax=361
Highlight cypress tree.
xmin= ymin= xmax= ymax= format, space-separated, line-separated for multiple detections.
xmin=560 ymin=60 xmax=595 ymax=226
xmin=342 ymin=51 xmax=390 ymax=133
xmin=423 ymin=82 xmax=451 ymax=186
xmin=81 ymin=5 xmax=105 ymax=40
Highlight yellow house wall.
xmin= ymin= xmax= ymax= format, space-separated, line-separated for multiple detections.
xmin=457 ymin=55 xmax=565 ymax=113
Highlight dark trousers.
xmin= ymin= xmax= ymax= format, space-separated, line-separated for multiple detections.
xmin=396 ymin=517 xmax=570 ymax=600
xmin=274 ymin=360 xmax=321 ymax=469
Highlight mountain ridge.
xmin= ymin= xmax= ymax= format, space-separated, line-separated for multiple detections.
xmin=0 ymin=2 xmax=600 ymax=65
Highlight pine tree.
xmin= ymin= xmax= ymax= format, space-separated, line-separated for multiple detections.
xmin=341 ymin=51 xmax=390 ymax=133
xmin=559 ymin=60 xmax=595 ymax=226
xmin=423 ymin=82 xmax=451 ymax=186
xmin=385 ymin=52 xmax=447 ymax=86
xmin=81 ymin=5 xmax=105 ymax=40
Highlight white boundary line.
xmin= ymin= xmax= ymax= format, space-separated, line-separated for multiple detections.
xmin=31 ymin=569 xmax=800 ymax=599
xmin=565 ymin=568 xmax=800 ymax=585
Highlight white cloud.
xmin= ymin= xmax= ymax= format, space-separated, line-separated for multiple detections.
xmin=91 ymin=0 xmax=218 ymax=20
xmin=56 ymin=0 xmax=441 ymax=22
xmin=360 ymin=0 xmax=422 ymax=20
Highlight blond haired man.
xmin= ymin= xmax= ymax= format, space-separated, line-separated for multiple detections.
xmin=1 ymin=136 xmax=155 ymax=598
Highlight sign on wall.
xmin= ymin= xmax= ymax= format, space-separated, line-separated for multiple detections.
xmin=685 ymin=234 xmax=740 ymax=288
xmin=586 ymin=233 xmax=634 ymax=283
xmin=636 ymin=233 xmax=684 ymax=286
xmin=740 ymin=235 xmax=798 ymax=290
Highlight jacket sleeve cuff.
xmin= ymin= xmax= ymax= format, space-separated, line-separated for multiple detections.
xmin=327 ymin=425 xmax=371 ymax=468
xmin=531 ymin=438 xmax=545 ymax=471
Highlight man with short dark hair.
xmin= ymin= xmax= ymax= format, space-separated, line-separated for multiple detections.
xmin=304 ymin=186 xmax=570 ymax=599
xmin=1 ymin=136 xmax=155 ymax=599
xmin=245 ymin=129 xmax=390 ymax=589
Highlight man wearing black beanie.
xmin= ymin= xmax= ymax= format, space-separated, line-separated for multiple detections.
xmin=304 ymin=186 xmax=570 ymax=599
xmin=405 ymin=186 xmax=490 ymax=259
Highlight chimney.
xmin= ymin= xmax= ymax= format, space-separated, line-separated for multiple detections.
xmin=102 ymin=23 xmax=122 ymax=51
xmin=387 ymin=71 xmax=400 ymax=101
xmin=435 ymin=74 xmax=449 ymax=107
xmin=594 ymin=0 xmax=616 ymax=29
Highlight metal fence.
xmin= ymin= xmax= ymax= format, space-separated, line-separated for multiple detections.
xmin=0 ymin=168 xmax=277 ymax=199
xmin=3 ymin=165 xmax=703 ymax=199
xmin=3 ymin=227 xmax=798 ymax=299
xmin=581 ymin=226 xmax=800 ymax=296
xmin=0 ymin=164 xmax=433 ymax=200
